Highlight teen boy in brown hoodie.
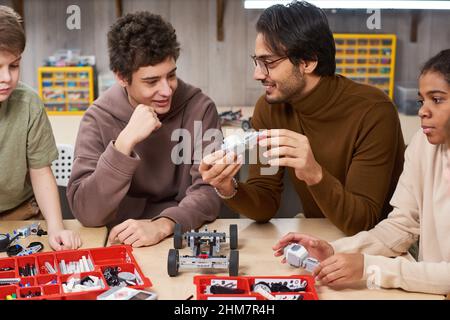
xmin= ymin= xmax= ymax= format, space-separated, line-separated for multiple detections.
xmin=67 ymin=12 xmax=221 ymax=247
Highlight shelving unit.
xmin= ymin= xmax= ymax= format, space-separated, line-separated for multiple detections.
xmin=38 ymin=66 xmax=95 ymax=115
xmin=334 ymin=34 xmax=397 ymax=99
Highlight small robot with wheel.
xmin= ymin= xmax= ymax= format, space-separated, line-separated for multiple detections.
xmin=219 ymin=109 xmax=252 ymax=131
xmin=167 ymin=224 xmax=239 ymax=277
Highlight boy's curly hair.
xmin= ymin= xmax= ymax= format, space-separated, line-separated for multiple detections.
xmin=108 ymin=11 xmax=180 ymax=83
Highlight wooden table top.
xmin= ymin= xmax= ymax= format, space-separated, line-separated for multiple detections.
xmin=124 ymin=218 xmax=444 ymax=300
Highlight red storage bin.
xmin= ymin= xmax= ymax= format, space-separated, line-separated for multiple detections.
xmin=0 ymin=245 xmax=152 ymax=300
xmin=0 ymin=258 xmax=15 ymax=272
xmin=194 ymin=275 xmax=319 ymax=300
xmin=0 ymin=285 xmax=18 ymax=300
xmin=90 ymin=246 xmax=132 ymax=265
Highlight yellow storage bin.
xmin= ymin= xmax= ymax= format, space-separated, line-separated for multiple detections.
xmin=334 ymin=34 xmax=396 ymax=99
xmin=38 ymin=66 xmax=95 ymax=115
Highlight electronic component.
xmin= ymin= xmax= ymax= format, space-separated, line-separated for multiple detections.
xmin=118 ymin=272 xmax=137 ymax=286
xmin=253 ymin=285 xmax=276 ymax=300
xmin=97 ymin=287 xmax=157 ymax=300
xmin=284 ymin=243 xmax=320 ymax=273
xmin=11 ymin=223 xmax=46 ymax=240
xmin=16 ymin=242 xmax=44 ymax=256
xmin=16 ymin=226 xmax=31 ymax=239
xmin=253 ymin=282 xmax=271 ymax=294
xmin=62 ymin=275 xmax=104 ymax=293
xmin=221 ymin=131 xmax=260 ymax=155
xmin=29 ymin=223 xmax=40 ymax=235
xmin=253 ymin=279 xmax=307 ymax=292
xmin=118 ymin=272 xmax=136 ymax=282
xmin=103 ymin=267 xmax=143 ymax=287
xmin=206 ymin=285 xmax=246 ymax=295
xmin=252 ymin=280 xmax=308 ymax=300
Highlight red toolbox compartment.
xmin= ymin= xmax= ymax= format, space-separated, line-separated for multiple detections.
xmin=194 ymin=275 xmax=319 ymax=300
xmin=42 ymin=284 xmax=61 ymax=296
xmin=0 ymin=285 xmax=18 ymax=300
xmin=36 ymin=253 xmax=58 ymax=275
xmin=195 ymin=276 xmax=255 ymax=300
xmin=0 ymin=258 xmax=16 ymax=272
xmin=90 ymin=246 xmax=134 ymax=265
xmin=0 ymin=245 xmax=152 ymax=300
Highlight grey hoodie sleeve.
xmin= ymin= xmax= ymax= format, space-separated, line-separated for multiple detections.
xmin=154 ymin=102 xmax=222 ymax=231
xmin=67 ymin=111 xmax=140 ymax=227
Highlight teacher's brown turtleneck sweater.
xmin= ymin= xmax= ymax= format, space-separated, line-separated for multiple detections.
xmin=225 ymin=75 xmax=405 ymax=236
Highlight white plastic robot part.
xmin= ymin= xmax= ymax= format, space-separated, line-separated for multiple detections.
xmin=222 ymin=135 xmax=243 ymax=151
xmin=283 ymin=243 xmax=320 ymax=273
xmin=302 ymin=257 xmax=320 ymax=273
xmin=221 ymin=131 xmax=260 ymax=155
xmin=284 ymin=243 xmax=309 ymax=268
xmin=45 ymin=262 xmax=56 ymax=274
xmin=253 ymin=286 xmax=276 ymax=300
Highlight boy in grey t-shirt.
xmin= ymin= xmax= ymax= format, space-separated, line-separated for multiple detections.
xmin=0 ymin=5 xmax=81 ymax=250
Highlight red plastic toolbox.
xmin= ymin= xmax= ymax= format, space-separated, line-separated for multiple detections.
xmin=194 ymin=275 xmax=318 ymax=300
xmin=0 ymin=245 xmax=152 ymax=300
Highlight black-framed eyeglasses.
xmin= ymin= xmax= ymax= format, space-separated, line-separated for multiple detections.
xmin=250 ymin=55 xmax=288 ymax=75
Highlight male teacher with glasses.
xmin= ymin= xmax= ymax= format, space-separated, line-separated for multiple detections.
xmin=199 ymin=1 xmax=405 ymax=236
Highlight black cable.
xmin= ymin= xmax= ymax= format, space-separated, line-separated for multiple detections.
xmin=6 ymin=244 xmax=23 ymax=257
xmin=0 ymin=234 xmax=10 ymax=252
xmin=0 ymin=233 xmax=21 ymax=252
